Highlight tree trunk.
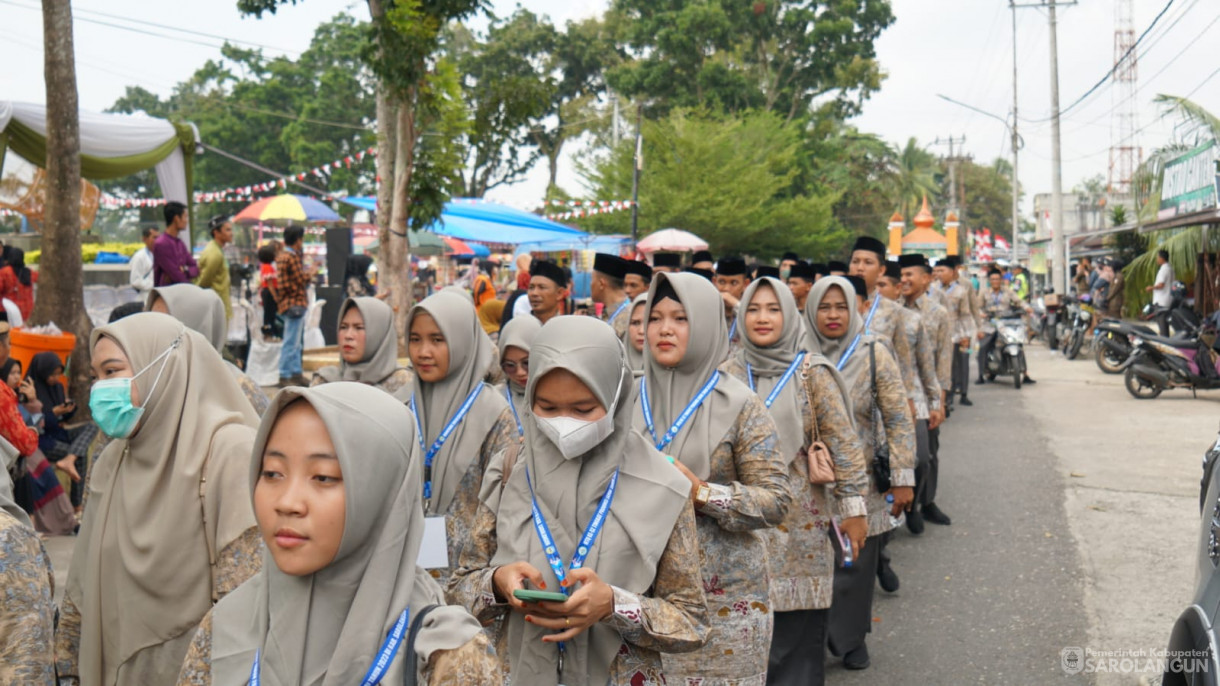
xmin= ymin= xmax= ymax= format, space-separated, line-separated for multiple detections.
xmin=387 ymin=91 xmax=417 ymax=350
xmin=374 ymin=87 xmax=401 ymax=351
xmin=37 ymin=0 xmax=93 ymax=412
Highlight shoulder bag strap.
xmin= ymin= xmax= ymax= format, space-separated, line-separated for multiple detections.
xmin=869 ymin=342 xmax=887 ymax=459
xmin=402 ymin=604 xmax=441 ymax=686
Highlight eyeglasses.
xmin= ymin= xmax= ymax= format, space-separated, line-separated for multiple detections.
xmin=501 ymin=359 xmax=529 ymax=374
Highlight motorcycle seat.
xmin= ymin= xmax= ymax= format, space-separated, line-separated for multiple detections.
xmin=1137 ymin=332 xmax=1195 ymax=347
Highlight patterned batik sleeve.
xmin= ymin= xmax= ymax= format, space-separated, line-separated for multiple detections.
xmin=425 ymin=632 xmax=503 ymax=685
xmin=445 ymin=501 xmax=508 ymax=626
xmin=805 ymin=365 xmax=869 ymax=519
xmin=698 ymin=395 xmax=791 ymax=532
xmin=214 ymin=527 xmax=265 ymax=599
xmin=873 ymin=344 xmax=917 ymax=485
xmin=176 ymin=610 xmax=214 ymax=686
xmin=54 ymin=593 xmax=82 ymax=682
xmin=0 ymin=521 xmax=55 ymax=686
xmin=886 ymin=305 xmax=918 ymax=401
xmin=913 ymin=319 xmax=942 ymax=410
xmin=600 ymin=500 xmax=709 ymax=654
xmin=931 ymin=307 xmax=954 ymax=394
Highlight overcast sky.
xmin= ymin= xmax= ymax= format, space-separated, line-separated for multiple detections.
xmin=3 ymin=0 xmax=1217 ymax=221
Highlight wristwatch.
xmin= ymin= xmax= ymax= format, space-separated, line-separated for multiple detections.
xmin=693 ymin=482 xmax=711 ymax=508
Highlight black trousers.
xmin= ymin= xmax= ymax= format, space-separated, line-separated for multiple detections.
xmin=953 ymin=347 xmax=971 ymax=397
xmin=828 ymin=533 xmax=883 ymax=657
xmin=1157 ymin=309 xmax=1171 ymax=337
xmin=916 ymin=421 xmax=940 ymax=506
xmin=977 ymin=332 xmax=998 ymax=380
xmin=260 ymin=288 xmax=282 ymax=337
xmin=767 ymin=609 xmax=829 ymax=685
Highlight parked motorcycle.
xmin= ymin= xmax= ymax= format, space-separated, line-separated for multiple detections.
xmin=983 ymin=312 xmax=1028 ymax=390
xmin=1122 ymin=325 xmax=1220 ymax=399
xmin=1093 ymin=318 xmax=1155 ymax=374
xmin=1062 ymin=294 xmax=1095 ymax=360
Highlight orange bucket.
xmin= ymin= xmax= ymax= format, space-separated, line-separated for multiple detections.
xmin=11 ymin=328 xmax=78 ymax=392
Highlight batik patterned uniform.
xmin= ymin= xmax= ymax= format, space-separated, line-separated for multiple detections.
xmin=961 ymin=275 xmax=983 ymax=334
xmin=660 ymin=396 xmax=790 ymax=686
xmin=721 ymin=357 xmax=869 ymax=612
xmin=896 ymin=306 xmax=942 ymax=419
xmin=0 ymin=510 xmax=55 ymax=686
xmin=861 ymin=295 xmax=917 ymax=401
xmin=606 ymin=296 xmax=632 ymax=338
xmin=849 ymin=338 xmax=917 ymax=537
xmin=55 ymin=528 xmax=264 ymax=682
xmin=935 ymin=280 xmax=977 ymax=343
xmin=447 ymin=494 xmax=708 ymax=686
xmin=175 ymin=610 xmax=502 ymax=686
xmin=909 ymin=294 xmax=953 ymax=395
xmin=977 ymin=286 xmax=1026 ymax=333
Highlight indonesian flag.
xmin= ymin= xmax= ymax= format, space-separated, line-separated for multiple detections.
xmin=994 ymin=234 xmax=1011 ymax=254
xmin=978 ymin=229 xmax=994 ymax=262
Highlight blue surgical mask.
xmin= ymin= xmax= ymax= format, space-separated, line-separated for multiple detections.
xmin=89 ymin=336 xmax=180 ymax=439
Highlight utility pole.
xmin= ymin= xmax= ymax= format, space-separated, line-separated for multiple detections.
xmin=612 ymin=92 xmax=621 ymax=148
xmin=932 ymin=135 xmax=968 ymax=254
xmin=1010 ymin=1 xmax=1021 ymax=268
xmin=630 ymin=104 xmax=643 ymax=247
xmin=1048 ymin=0 xmax=1067 ymax=296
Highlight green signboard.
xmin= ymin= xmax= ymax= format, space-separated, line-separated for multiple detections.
xmin=1158 ymin=140 xmax=1218 ymax=218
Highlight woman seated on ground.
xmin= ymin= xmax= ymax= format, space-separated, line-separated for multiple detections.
xmin=0 ymin=471 xmax=55 ymax=685
xmin=494 ymin=314 xmax=540 ymax=437
xmin=448 ymin=316 xmax=709 ymax=685
xmin=311 ymin=297 xmax=413 ymax=400
xmin=28 ymin=352 xmax=90 ymax=509
xmin=2 ymin=359 xmax=75 ymax=536
xmin=177 ymin=383 xmax=500 ymax=685
xmin=56 ymin=313 xmax=264 ymax=686
xmin=722 ymin=276 xmax=870 ymax=686
xmin=404 ymin=291 xmax=518 ymax=582
xmin=148 ymin=283 xmax=271 ymax=415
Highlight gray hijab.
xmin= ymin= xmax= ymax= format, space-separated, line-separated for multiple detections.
xmin=497 ymin=314 xmax=542 ymax=399
xmin=492 ymin=316 xmax=691 ymax=686
xmin=406 ymin=291 xmax=509 ymax=515
xmin=148 ymin=284 xmax=226 ymax=351
xmin=624 ymin=294 xmax=648 ymax=377
xmin=735 ymin=277 xmax=822 ymax=462
xmin=633 ymin=272 xmax=754 ymax=478
xmin=803 ymin=276 xmax=868 ymax=388
xmin=315 ymin=297 xmax=405 ymax=390
xmin=211 ymin=384 xmax=482 ymax=686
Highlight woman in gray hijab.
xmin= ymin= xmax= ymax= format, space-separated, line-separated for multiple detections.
xmin=311 ymin=297 xmax=413 ymax=400
xmin=148 ymin=283 xmax=271 ymax=415
xmin=495 ymin=314 xmax=540 ymax=437
xmin=405 ymin=291 xmax=518 ymax=582
xmin=0 ymin=468 xmax=55 ymax=684
xmin=624 ymin=293 xmax=648 ymax=377
xmin=803 ymin=276 xmax=916 ymax=671
xmin=448 ymin=316 xmax=709 ymax=686
xmin=722 ymin=276 xmax=870 ymax=685
xmin=176 ymin=383 xmax=499 ymax=685
xmin=632 ymin=272 xmax=790 ymax=685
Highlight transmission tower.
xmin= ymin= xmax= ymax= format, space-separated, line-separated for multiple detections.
xmin=1108 ymin=0 xmax=1141 ymax=195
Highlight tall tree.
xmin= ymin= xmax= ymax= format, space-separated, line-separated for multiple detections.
xmin=37 ymin=0 xmax=92 ymax=409
xmin=951 ymin=158 xmax=1015 ymax=240
xmin=579 ymin=108 xmax=844 ymax=258
xmin=890 ymin=137 xmax=939 ymax=220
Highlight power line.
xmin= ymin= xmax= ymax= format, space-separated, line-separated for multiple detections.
xmin=1019 ymin=0 xmax=1177 ymax=124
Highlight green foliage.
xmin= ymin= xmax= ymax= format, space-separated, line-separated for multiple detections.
xmin=953 ymin=158 xmax=1015 ymax=239
xmin=607 ymin=0 xmax=893 ymax=121
xmin=578 ymin=108 xmax=844 ymax=259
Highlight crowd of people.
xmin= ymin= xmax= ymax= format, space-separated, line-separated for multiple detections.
xmin=0 ymin=224 xmax=1027 ymax=686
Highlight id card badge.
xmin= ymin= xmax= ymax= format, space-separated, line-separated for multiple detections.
xmin=418 ymin=516 xmax=450 ymax=568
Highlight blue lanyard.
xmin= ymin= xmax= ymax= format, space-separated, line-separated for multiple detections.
xmin=607 ymin=299 xmax=629 ymax=327
xmin=525 ymin=466 xmax=619 ymax=591
xmin=728 ymin=318 xmax=737 ymax=341
xmin=837 ymin=294 xmax=881 ymax=371
xmin=504 ymin=385 xmax=523 ymax=436
xmin=409 ymin=384 xmax=484 ymax=502
xmin=639 ymin=371 xmax=720 ymax=451
xmin=250 ymin=607 xmax=409 ymax=686
xmin=746 ymin=351 xmax=806 ymax=408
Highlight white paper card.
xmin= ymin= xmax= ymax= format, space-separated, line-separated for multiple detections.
xmin=418 ymin=516 xmax=450 ymax=568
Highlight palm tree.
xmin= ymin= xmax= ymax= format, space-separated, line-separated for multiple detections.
xmin=888 ymin=137 xmax=940 ymax=220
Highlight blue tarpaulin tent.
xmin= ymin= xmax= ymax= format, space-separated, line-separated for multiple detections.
xmin=339 ymin=197 xmax=587 ymax=245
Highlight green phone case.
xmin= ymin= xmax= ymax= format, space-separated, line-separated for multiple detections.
xmin=512 ymin=588 xmax=569 ymax=603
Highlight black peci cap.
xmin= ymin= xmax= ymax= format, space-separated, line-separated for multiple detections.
xmin=937 ymin=255 xmax=961 ymax=269
xmin=754 ymin=265 xmax=780 ymax=279
xmin=624 ymin=259 xmax=653 ymax=281
xmin=530 ymin=259 xmax=569 ymax=287
xmin=691 ymin=250 xmax=714 ymax=264
xmin=593 ymin=253 xmax=629 ymax=280
xmin=780 ymin=251 xmax=799 ymax=262
xmin=844 ymin=275 xmax=868 ymax=298
xmin=851 ymin=235 xmax=888 ymax=261
xmin=789 ymin=262 xmax=818 ymax=282
xmin=652 ymin=252 xmax=682 ymax=268
xmin=716 ymin=256 xmax=748 ymax=276
xmin=827 ymin=260 xmax=849 ymax=274
xmin=884 ymin=260 xmax=902 ymax=280
xmin=683 ymin=266 xmax=715 ymax=282
xmin=898 ymin=253 xmax=930 ymax=271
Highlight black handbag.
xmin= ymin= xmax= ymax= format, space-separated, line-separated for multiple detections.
xmin=869 ymin=342 xmax=893 ymax=493
xmin=402 ymin=604 xmax=440 ymax=686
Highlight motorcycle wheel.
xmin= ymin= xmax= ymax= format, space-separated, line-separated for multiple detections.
xmin=1094 ymin=341 xmax=1124 ymax=374
xmin=1067 ymin=330 xmax=1084 ymax=360
xmin=1013 ymin=352 xmax=1025 ymax=390
xmin=1124 ymin=367 xmax=1163 ymax=399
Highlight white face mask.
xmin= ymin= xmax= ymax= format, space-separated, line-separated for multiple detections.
xmin=534 ymin=371 xmax=624 ymax=460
